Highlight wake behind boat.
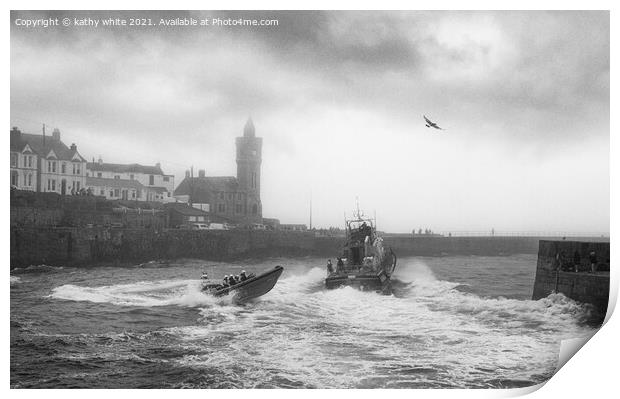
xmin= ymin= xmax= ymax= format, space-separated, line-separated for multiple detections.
xmin=325 ymin=206 xmax=397 ymax=294
xmin=201 ymin=266 xmax=284 ymax=304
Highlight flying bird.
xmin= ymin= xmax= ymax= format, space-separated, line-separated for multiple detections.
xmin=423 ymin=115 xmax=444 ymax=130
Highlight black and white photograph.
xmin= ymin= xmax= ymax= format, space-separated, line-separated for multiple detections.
xmin=8 ymin=5 xmax=613 ymax=392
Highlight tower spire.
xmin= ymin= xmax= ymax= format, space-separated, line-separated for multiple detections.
xmin=243 ymin=117 xmax=255 ymax=137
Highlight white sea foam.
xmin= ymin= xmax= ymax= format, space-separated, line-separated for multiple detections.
xmin=10 ymin=276 xmax=21 ymax=285
xmin=49 ymin=279 xmax=220 ymax=307
xmin=168 ymin=260 xmax=595 ymax=388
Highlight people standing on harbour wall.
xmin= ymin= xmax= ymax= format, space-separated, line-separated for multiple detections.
xmin=573 ymin=250 xmax=581 ymax=272
xmin=589 ymin=251 xmax=598 ymax=273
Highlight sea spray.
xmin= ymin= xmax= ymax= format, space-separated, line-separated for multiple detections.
xmin=22 ymin=256 xmax=597 ymax=388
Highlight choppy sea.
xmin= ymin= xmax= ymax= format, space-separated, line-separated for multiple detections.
xmin=10 ymin=255 xmax=597 ymax=388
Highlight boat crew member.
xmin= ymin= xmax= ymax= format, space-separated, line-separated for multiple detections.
xmin=327 ymin=259 xmax=334 ymax=274
xmin=201 ymin=272 xmax=209 ymax=280
xmin=229 ymin=274 xmax=237 ymax=285
xmin=240 ymin=270 xmax=248 ymax=281
xmin=223 ymin=275 xmax=230 ymax=287
xmin=337 ymin=258 xmax=344 ymax=269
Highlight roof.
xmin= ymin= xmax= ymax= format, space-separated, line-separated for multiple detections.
xmin=11 ymin=131 xmax=86 ymax=162
xmin=174 ymin=176 xmax=239 ymax=203
xmin=87 ymin=162 xmax=164 ymax=175
xmin=164 ymin=202 xmax=210 ymax=216
xmin=86 ymin=177 xmax=146 ymax=190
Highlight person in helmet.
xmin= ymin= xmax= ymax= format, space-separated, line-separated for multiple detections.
xmin=240 ymin=270 xmax=248 ymax=281
xmin=327 ymin=259 xmax=334 ymax=274
xmin=228 ymin=274 xmax=237 ymax=285
xmin=222 ymin=275 xmax=230 ymax=287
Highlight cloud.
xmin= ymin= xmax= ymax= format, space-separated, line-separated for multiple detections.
xmin=10 ymin=10 xmax=609 ymax=232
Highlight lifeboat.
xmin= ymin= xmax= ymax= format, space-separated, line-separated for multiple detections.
xmin=202 ymin=266 xmax=284 ymax=304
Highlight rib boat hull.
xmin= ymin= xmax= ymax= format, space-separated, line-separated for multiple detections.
xmin=202 ymin=266 xmax=284 ymax=304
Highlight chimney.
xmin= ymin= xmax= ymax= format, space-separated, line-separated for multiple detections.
xmin=70 ymin=143 xmax=77 ymax=152
xmin=98 ymin=156 xmax=103 ymax=165
xmin=10 ymin=127 xmax=21 ymax=143
xmin=52 ymin=128 xmax=61 ymax=141
xmin=185 ymin=170 xmax=190 ymax=178
xmin=198 ymin=169 xmax=205 ymax=177
xmin=156 ymin=162 xmax=161 ymax=169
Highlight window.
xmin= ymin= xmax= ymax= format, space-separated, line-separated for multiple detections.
xmin=97 ymin=172 xmax=102 ymax=178
xmin=109 ymin=190 xmax=113 ymax=197
xmin=76 ymin=181 xmax=80 ymax=191
xmin=48 ymin=161 xmax=56 ymax=173
xmin=236 ymin=204 xmax=242 ymax=214
xmin=11 ymin=153 xmax=17 ymax=167
xmin=11 ymin=171 xmax=18 ymax=186
xmin=149 ymin=175 xmax=154 ymax=185
xmin=100 ymin=189 xmax=105 ymax=195
xmin=130 ymin=174 xmax=134 ymax=180
xmin=163 ymin=176 xmax=169 ymax=182
xmin=237 ymin=193 xmax=242 ymax=200
xmin=252 ymin=204 xmax=258 ymax=215
xmin=219 ymin=192 xmax=224 ymax=200
xmin=197 ymin=216 xmax=205 ymax=222
xmin=61 ymin=163 xmax=66 ymax=174
xmin=73 ymin=163 xmax=81 ymax=175
xmin=27 ymin=173 xmax=32 ymax=187
xmin=189 ymin=216 xmax=197 ymax=222
xmin=114 ymin=175 xmax=120 ymax=180
xmin=131 ymin=190 xmax=136 ymax=199
xmin=23 ymin=155 xmax=33 ymax=168
xmin=167 ymin=192 xmax=171 ymax=197
xmin=218 ymin=203 xmax=225 ymax=213
xmin=137 ymin=190 xmax=141 ymax=199
xmin=114 ymin=189 xmax=119 ymax=197
xmin=47 ymin=179 xmax=56 ymax=191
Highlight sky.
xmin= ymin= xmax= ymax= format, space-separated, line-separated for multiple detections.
xmin=10 ymin=10 xmax=610 ymax=233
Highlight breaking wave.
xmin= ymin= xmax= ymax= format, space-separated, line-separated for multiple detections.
xmin=50 ymin=279 xmax=224 ymax=307
xmin=41 ymin=258 xmax=595 ymax=388
xmin=12 ymin=264 xmax=66 ymax=274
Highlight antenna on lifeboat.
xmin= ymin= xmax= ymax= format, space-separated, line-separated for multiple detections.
xmin=374 ymin=209 xmax=377 ymax=230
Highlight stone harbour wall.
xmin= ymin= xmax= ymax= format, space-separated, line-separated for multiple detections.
xmin=532 ymin=240 xmax=610 ymax=323
xmin=10 ymin=227 xmax=320 ymax=267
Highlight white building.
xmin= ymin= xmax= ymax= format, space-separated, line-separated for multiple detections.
xmin=86 ymin=157 xmax=175 ymax=202
xmin=10 ymin=127 xmax=87 ymax=194
xmin=86 ymin=177 xmax=152 ymax=201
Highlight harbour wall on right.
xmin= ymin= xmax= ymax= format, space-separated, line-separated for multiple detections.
xmin=532 ymin=240 xmax=611 ymax=323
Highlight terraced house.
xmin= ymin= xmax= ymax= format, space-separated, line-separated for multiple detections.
xmin=85 ymin=158 xmax=175 ymax=202
xmin=10 ymin=126 xmax=87 ymax=194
